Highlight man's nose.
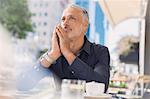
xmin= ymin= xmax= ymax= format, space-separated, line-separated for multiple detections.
xmin=63 ymin=19 xmax=69 ymax=25
xmin=62 ymin=22 xmax=69 ymax=29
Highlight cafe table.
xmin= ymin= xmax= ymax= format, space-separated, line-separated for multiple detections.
xmin=16 ymin=89 xmax=112 ymax=99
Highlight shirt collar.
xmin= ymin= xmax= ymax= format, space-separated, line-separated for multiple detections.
xmin=81 ymin=36 xmax=91 ymax=55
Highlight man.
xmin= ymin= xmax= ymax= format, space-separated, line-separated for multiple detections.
xmin=40 ymin=4 xmax=110 ymax=92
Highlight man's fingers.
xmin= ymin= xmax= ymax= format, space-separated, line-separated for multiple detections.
xmin=56 ymin=28 xmax=63 ymax=39
xmin=52 ymin=27 xmax=57 ymax=39
xmin=51 ymin=27 xmax=59 ymax=45
xmin=57 ymin=25 xmax=66 ymax=37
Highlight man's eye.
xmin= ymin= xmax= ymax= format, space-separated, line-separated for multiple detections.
xmin=71 ymin=17 xmax=76 ymax=20
xmin=61 ymin=18 xmax=65 ymax=21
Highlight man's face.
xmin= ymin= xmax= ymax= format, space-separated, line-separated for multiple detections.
xmin=60 ymin=7 xmax=88 ymax=39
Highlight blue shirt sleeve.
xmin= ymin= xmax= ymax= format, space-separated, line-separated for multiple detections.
xmin=16 ymin=61 xmax=52 ymax=91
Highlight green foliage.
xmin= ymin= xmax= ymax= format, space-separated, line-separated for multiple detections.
xmin=0 ymin=0 xmax=33 ymax=39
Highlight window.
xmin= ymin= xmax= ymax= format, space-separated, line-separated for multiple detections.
xmin=43 ymin=32 xmax=47 ymax=35
xmin=43 ymin=22 xmax=47 ymax=26
xmin=39 ymin=13 xmax=42 ymax=17
xmin=32 ymin=13 xmax=36 ymax=16
xmin=44 ymin=12 xmax=48 ymax=16
xmin=32 ymin=22 xmax=36 ymax=28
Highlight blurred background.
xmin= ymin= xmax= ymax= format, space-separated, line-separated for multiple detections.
xmin=0 ymin=0 xmax=150 ymax=98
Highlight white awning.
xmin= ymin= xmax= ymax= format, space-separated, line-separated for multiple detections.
xmin=99 ymin=0 xmax=148 ymax=27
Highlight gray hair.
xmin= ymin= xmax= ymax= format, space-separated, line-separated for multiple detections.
xmin=66 ymin=4 xmax=89 ymax=22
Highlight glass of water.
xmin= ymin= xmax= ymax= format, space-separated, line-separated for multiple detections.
xmin=61 ymin=79 xmax=86 ymax=99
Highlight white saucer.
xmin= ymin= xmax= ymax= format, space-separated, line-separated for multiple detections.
xmin=84 ymin=93 xmax=112 ymax=99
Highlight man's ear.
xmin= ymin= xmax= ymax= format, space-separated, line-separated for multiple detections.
xmin=83 ymin=23 xmax=89 ymax=35
xmin=84 ymin=21 xmax=89 ymax=31
xmin=83 ymin=18 xmax=89 ymax=27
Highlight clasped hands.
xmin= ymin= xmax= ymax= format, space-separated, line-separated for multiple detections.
xmin=48 ymin=24 xmax=76 ymax=65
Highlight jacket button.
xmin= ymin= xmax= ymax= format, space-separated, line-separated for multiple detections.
xmin=71 ymin=71 xmax=74 ymax=74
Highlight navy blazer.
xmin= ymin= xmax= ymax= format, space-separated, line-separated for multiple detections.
xmin=49 ymin=37 xmax=110 ymax=92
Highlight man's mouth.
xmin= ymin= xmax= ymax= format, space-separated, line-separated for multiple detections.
xmin=63 ymin=27 xmax=72 ymax=32
xmin=60 ymin=24 xmax=72 ymax=32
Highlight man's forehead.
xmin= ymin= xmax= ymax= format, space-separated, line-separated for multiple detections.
xmin=63 ymin=7 xmax=83 ymax=15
